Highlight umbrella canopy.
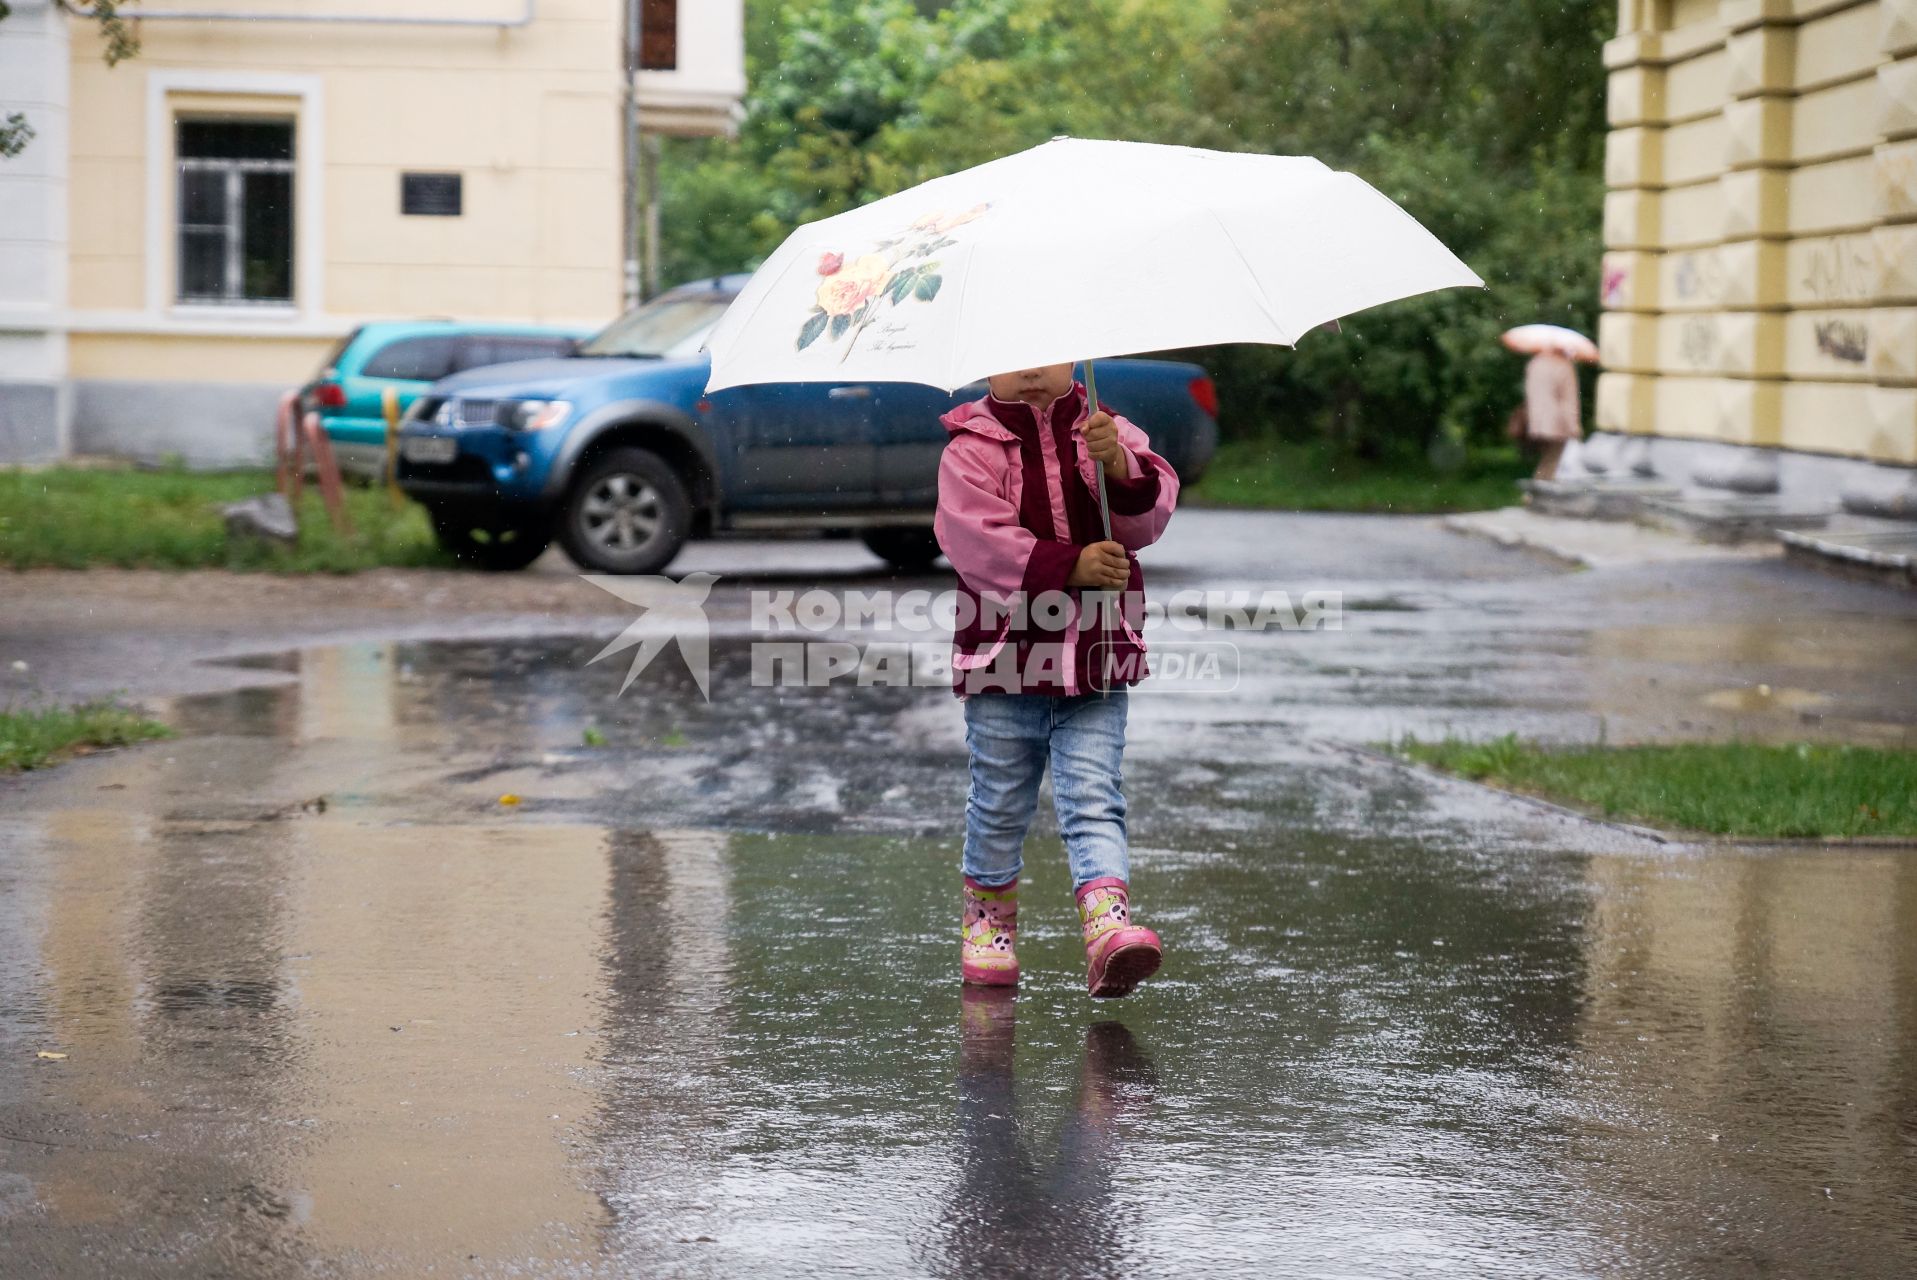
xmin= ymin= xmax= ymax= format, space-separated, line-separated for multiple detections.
xmin=704 ymin=138 xmax=1482 ymax=394
xmin=1500 ymin=323 xmax=1598 ymax=363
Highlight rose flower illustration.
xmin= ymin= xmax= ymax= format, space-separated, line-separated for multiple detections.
xmin=795 ymin=204 xmax=988 ymax=355
xmin=815 ymin=254 xmax=889 ymax=317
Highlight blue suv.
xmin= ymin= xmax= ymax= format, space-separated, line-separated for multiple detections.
xmin=397 ymin=276 xmax=1218 ymax=573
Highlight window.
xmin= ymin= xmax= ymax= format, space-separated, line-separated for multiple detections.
xmin=401 ymin=172 xmax=462 ymax=217
xmin=580 ymin=294 xmax=732 ymax=359
xmin=457 ymin=334 xmax=577 ymax=371
xmin=176 ymin=117 xmax=295 ymax=305
xmin=362 ymin=336 xmax=459 ymax=382
xmin=639 ymin=0 xmax=677 ymax=70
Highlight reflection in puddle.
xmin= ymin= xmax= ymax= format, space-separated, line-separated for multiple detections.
xmin=1 ymin=634 xmax=1913 ymax=1276
xmin=1594 ymin=619 xmax=1917 ymax=670
xmin=1589 ymin=619 xmax=1917 ymax=745
xmin=167 ymin=605 xmax=1917 ymax=769
xmin=932 ymin=993 xmax=1154 ymax=1275
xmin=1699 ymin=684 xmax=1831 ymax=713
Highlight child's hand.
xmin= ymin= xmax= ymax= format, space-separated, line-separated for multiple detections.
xmin=1067 ymin=540 xmax=1131 ymax=590
xmin=1078 ymin=412 xmax=1129 ymax=480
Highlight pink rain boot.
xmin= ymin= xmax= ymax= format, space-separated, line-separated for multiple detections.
xmin=961 ymin=877 xmax=1020 ymax=986
xmin=1076 ymin=877 xmax=1161 ymax=998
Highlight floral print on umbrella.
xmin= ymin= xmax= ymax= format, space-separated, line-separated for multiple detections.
xmin=797 ymin=204 xmax=990 ymax=359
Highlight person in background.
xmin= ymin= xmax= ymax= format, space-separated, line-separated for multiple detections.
xmin=1524 ymin=349 xmax=1583 ymax=480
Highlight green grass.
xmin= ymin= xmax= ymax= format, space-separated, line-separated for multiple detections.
xmin=0 ymin=466 xmax=449 ymax=572
xmin=1193 ymin=439 xmax=1528 ymax=513
xmin=1393 ymin=734 xmax=1917 ymax=839
xmin=0 ymin=701 xmax=172 ymax=772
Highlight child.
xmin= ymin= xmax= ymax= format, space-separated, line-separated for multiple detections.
xmin=933 ymin=361 xmax=1179 ymax=997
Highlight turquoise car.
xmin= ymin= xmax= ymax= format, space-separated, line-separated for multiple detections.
xmin=299 ymin=320 xmax=592 ymax=477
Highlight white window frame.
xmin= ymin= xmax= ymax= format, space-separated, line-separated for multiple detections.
xmin=145 ymin=70 xmax=324 ymax=322
xmin=175 ymin=122 xmax=298 ymax=305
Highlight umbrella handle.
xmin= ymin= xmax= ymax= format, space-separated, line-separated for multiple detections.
xmin=1084 ymin=358 xmax=1115 ymax=697
xmin=1085 ymin=359 xmax=1113 ymax=542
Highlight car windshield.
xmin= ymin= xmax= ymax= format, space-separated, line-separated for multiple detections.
xmin=579 ymin=293 xmax=732 ymax=359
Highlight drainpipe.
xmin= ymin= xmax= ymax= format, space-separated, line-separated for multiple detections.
xmin=55 ymin=1 xmax=536 ymax=28
xmin=642 ymin=132 xmax=661 ymax=300
xmin=622 ymin=0 xmax=643 ymax=310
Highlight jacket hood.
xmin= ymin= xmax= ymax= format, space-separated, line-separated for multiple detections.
xmin=939 ymin=397 xmax=1017 ymax=441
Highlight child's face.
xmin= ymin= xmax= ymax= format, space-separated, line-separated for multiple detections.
xmin=988 ymin=363 xmax=1075 ymax=406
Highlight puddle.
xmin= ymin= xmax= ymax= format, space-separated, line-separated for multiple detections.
xmin=1 ymin=632 xmax=1913 ymax=1275
xmin=2 ymin=805 xmax=1912 ymax=1277
xmin=1699 ymin=684 xmax=1833 ymax=713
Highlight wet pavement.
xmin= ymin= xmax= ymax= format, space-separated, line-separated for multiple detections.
xmin=3 ymin=511 xmax=1916 ymax=1276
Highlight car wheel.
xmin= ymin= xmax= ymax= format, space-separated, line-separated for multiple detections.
xmin=430 ymin=509 xmax=553 ymax=572
xmin=557 ymin=446 xmax=692 ymax=575
xmin=861 ymin=527 xmax=943 ymax=571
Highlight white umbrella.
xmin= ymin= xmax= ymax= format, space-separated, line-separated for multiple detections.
xmin=706 ymin=137 xmax=1480 ymax=392
xmin=1501 ymin=323 xmax=1599 ymax=363
xmin=703 ymin=137 xmax=1483 ymax=529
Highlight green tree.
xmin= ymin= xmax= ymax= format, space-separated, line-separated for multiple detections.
xmin=1183 ymin=0 xmax=1609 ymax=454
xmin=662 ymin=0 xmax=1609 ymax=454
xmin=658 ymin=0 xmax=943 ymax=283
xmin=660 ymin=0 xmax=1220 ymax=282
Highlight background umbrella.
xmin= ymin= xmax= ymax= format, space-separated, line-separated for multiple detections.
xmin=1500 ymin=323 xmax=1599 ymax=363
xmin=705 ymin=137 xmax=1483 ymax=533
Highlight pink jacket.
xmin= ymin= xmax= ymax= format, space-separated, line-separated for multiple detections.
xmin=934 ymin=383 xmax=1179 ymax=697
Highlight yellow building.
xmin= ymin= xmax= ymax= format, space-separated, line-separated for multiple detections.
xmin=0 ymin=0 xmax=742 ymax=465
xmin=1595 ymin=0 xmax=1917 ymax=517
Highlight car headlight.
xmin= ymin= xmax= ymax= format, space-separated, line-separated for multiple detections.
xmin=502 ymin=399 xmax=573 ymax=431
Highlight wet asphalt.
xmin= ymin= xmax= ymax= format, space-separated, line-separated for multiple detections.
xmin=2 ymin=510 xmax=1915 ymax=1277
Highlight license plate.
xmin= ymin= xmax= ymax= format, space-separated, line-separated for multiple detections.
xmin=400 ymin=436 xmax=458 ymax=465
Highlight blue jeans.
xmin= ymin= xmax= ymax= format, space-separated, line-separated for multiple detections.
xmin=962 ymin=691 xmax=1129 ymax=891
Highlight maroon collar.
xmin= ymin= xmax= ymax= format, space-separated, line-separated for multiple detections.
xmin=983 ymin=383 xmax=1085 ymax=437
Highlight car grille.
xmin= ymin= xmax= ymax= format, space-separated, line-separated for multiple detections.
xmin=454 ymin=398 xmax=499 ymax=427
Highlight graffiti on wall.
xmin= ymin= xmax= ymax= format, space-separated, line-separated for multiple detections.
xmin=1677 ymin=316 xmax=1720 ymax=369
xmin=1813 ymin=317 xmax=1868 ymax=363
xmin=1801 ymin=238 xmax=1873 ymax=305
xmin=1602 ymin=261 xmax=1629 ymax=308
xmin=1672 ymin=251 xmax=1727 ymax=305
